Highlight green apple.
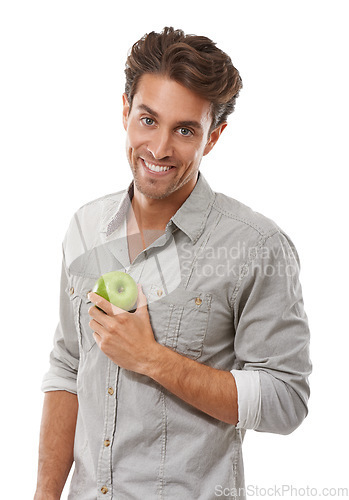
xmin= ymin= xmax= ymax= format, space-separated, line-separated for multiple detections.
xmin=92 ymin=271 xmax=138 ymax=311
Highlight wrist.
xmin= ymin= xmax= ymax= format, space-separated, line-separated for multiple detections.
xmin=141 ymin=342 xmax=167 ymax=380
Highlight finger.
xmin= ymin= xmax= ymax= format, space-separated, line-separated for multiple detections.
xmin=89 ymin=304 xmax=110 ymax=322
xmin=88 ymin=292 xmax=111 ymax=314
xmin=89 ymin=318 xmax=109 ymax=338
xmin=93 ymin=330 xmax=101 ymax=347
xmin=135 ymin=284 xmax=148 ymax=314
xmin=88 ymin=306 xmax=113 ymax=333
xmin=88 ymin=292 xmax=125 ymax=316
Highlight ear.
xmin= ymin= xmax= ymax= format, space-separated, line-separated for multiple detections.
xmin=203 ymin=122 xmax=228 ymax=156
xmin=122 ymin=93 xmax=130 ymax=130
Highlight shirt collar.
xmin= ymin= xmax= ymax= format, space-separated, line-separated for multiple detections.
xmin=170 ymin=172 xmax=215 ymax=243
xmin=105 ymin=182 xmax=134 ymax=237
xmin=105 ymin=171 xmax=215 ymax=243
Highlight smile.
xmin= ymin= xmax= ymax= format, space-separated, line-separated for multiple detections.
xmin=143 ymin=159 xmax=173 ymax=172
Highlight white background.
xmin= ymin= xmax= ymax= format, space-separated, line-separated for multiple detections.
xmin=1 ymin=1 xmax=348 ymax=498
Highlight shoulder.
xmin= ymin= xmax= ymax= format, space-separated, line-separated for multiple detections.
xmin=212 ymin=190 xmax=300 ymax=265
xmin=75 ymin=189 xmax=126 ymax=218
xmin=62 ymin=188 xmax=127 ymax=270
xmin=212 ymin=190 xmax=280 ymax=238
xmin=67 ymin=189 xmax=126 ymax=238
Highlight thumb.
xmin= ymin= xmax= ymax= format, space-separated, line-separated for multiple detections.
xmin=136 ymin=284 xmax=148 ymax=312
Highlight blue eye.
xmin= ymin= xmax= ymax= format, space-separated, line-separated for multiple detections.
xmin=179 ymin=127 xmax=192 ymax=137
xmin=142 ymin=117 xmax=155 ymax=126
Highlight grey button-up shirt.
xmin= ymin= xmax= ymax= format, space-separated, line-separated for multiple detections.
xmin=42 ymin=172 xmax=311 ymax=499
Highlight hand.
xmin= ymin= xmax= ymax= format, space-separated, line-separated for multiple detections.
xmin=89 ymin=285 xmax=238 ymax=424
xmin=88 ymin=284 xmax=159 ymax=374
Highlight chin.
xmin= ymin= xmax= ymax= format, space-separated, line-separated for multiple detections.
xmin=132 ymin=171 xmax=176 ymax=201
xmin=134 ymin=182 xmax=175 ymax=200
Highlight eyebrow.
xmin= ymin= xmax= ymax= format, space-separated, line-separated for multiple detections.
xmin=137 ymin=104 xmax=203 ymax=131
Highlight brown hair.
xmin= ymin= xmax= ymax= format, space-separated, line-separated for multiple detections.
xmin=125 ymin=27 xmax=242 ymax=132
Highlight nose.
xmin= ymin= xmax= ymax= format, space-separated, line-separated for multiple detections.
xmin=147 ymin=129 xmax=173 ymax=159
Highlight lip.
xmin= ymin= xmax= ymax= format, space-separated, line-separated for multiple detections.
xmin=140 ymin=158 xmax=175 ymax=175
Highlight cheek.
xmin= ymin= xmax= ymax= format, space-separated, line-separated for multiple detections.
xmin=126 ymin=121 xmax=147 ymax=151
xmin=127 ymin=129 xmax=140 ymax=150
xmin=181 ymin=142 xmax=206 ymax=165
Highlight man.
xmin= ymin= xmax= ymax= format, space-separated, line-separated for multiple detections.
xmin=35 ymin=27 xmax=311 ymax=499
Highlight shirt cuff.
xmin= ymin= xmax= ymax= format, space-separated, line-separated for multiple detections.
xmin=41 ymin=372 xmax=77 ymax=395
xmin=230 ymin=369 xmax=261 ymax=430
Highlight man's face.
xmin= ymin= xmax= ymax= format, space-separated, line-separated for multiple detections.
xmin=122 ymin=73 xmax=226 ymax=202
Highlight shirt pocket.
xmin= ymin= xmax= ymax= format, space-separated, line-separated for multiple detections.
xmin=66 ymin=275 xmax=98 ymax=353
xmin=149 ymin=287 xmax=212 ymax=360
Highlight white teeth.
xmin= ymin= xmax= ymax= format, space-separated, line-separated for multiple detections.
xmin=144 ymin=160 xmax=172 ymax=172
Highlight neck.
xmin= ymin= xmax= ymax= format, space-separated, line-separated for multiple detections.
xmin=130 ymin=177 xmax=198 ymax=231
xmin=131 ymin=195 xmax=172 ymax=231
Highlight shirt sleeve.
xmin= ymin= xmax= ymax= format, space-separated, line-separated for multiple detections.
xmin=231 ymin=230 xmax=312 ymax=435
xmin=41 ymin=252 xmax=80 ymax=394
xmin=230 ymin=369 xmax=261 ymax=430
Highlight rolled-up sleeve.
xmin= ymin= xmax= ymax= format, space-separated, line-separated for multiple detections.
xmin=231 ymin=230 xmax=312 ymax=435
xmin=41 ymin=253 xmax=80 ymax=394
xmin=231 ymin=369 xmax=261 ymax=430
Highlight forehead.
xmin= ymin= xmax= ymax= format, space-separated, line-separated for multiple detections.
xmin=132 ymin=74 xmax=212 ymax=125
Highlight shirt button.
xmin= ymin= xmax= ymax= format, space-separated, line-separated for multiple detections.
xmin=157 ymin=289 xmax=163 ymax=297
xmin=104 ymin=439 xmax=111 ymax=447
xmin=101 ymin=486 xmax=108 ymax=494
xmin=107 ymin=387 xmax=114 ymax=396
xmin=195 ymin=297 xmax=202 ymax=306
xmin=69 ymin=287 xmax=74 ymax=295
